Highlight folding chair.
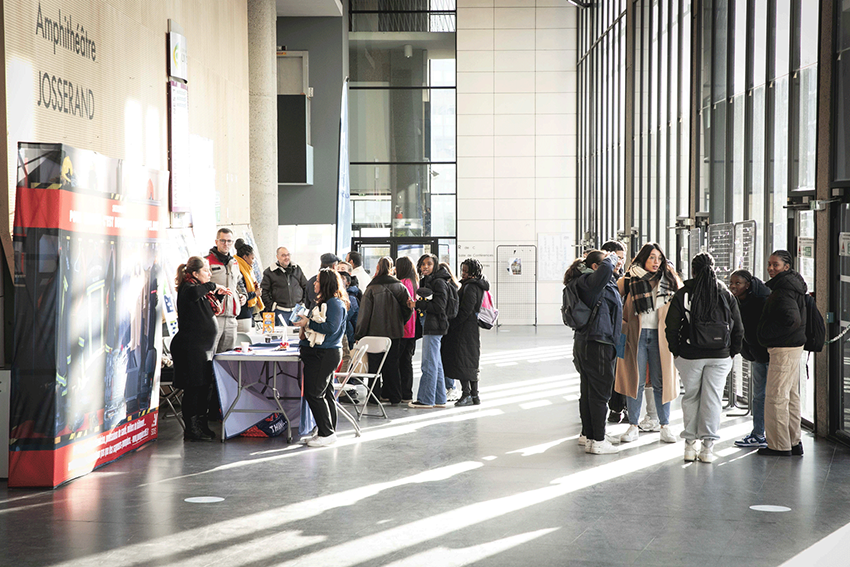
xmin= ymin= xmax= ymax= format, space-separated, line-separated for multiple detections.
xmin=330 ymin=344 xmax=369 ymax=437
xmin=334 ymin=336 xmax=392 ymax=421
xmin=159 ymin=336 xmax=185 ymax=431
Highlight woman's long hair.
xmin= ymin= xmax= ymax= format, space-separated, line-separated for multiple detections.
xmin=316 ymin=267 xmax=350 ymax=310
xmin=373 ymin=256 xmax=394 ymax=278
xmin=417 ymin=253 xmax=439 ymax=276
xmin=440 ymin=262 xmax=461 ymax=289
xmin=629 ymin=242 xmax=679 ymax=290
xmin=563 ymin=250 xmax=605 ymax=285
xmin=690 ymin=253 xmax=720 ymax=321
xmin=395 ymin=256 xmax=419 ymax=289
xmin=176 ymin=256 xmax=206 ymax=291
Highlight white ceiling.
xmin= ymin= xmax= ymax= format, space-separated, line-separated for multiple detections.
xmin=276 ymin=0 xmax=343 ymax=17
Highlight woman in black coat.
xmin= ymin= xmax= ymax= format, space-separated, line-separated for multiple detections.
xmin=353 ymin=256 xmax=413 ymax=405
xmin=442 ymin=258 xmax=489 ymax=406
xmin=171 ymin=256 xmax=231 ymax=441
xmin=756 ymin=250 xmax=808 ymax=457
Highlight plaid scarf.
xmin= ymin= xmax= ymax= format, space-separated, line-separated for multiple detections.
xmin=184 ymin=274 xmax=224 ymax=316
xmin=627 ymin=265 xmax=675 ymax=315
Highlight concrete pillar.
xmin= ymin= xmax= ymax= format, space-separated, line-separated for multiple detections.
xmin=248 ymin=0 xmax=278 ymax=269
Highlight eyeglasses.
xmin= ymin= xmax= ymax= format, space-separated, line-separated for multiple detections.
xmin=218 ymin=239 xmax=233 ymax=244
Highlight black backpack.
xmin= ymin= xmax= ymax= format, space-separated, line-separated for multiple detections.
xmin=445 ymin=282 xmax=460 ymax=320
xmin=561 ymin=278 xmax=602 ymax=331
xmin=684 ymin=288 xmax=732 ymax=350
xmin=803 ymin=294 xmax=825 ymax=353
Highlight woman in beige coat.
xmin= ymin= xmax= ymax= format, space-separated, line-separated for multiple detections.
xmin=615 ymin=243 xmax=682 ymax=444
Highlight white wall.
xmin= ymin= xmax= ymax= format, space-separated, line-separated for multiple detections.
xmin=456 ymin=0 xmax=577 ymax=325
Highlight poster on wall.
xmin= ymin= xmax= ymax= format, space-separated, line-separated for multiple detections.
xmin=10 ymin=142 xmax=166 ymax=488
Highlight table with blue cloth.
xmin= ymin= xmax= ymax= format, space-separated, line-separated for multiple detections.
xmin=213 ymin=343 xmax=303 ymax=442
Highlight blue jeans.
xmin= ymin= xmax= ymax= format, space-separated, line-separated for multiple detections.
xmin=751 ymin=360 xmax=768 ymax=437
xmin=626 ymin=329 xmax=670 ymax=425
xmin=416 ymin=334 xmax=447 ymax=405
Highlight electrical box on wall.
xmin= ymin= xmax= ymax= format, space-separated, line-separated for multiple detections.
xmin=277 ymin=51 xmax=313 ymax=185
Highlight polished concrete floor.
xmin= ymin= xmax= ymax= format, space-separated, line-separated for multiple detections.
xmin=3 ymin=326 xmax=850 ymax=567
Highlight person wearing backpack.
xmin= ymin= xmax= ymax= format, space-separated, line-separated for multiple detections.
xmin=442 ymin=258 xmax=489 ymax=407
xmin=665 ymin=253 xmax=744 ymax=463
xmin=439 ymin=261 xmax=463 ymax=401
xmin=409 ymin=254 xmax=453 ymax=409
xmin=564 ymin=250 xmax=623 ymax=454
xmin=729 ymin=270 xmax=771 ymax=449
xmin=353 ymin=256 xmax=413 ymax=405
xmin=757 ymin=250 xmax=808 ymax=457
xmin=615 ymin=243 xmax=682 ymax=444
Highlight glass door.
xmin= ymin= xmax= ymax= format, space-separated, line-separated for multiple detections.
xmin=835 ymin=205 xmax=850 ymax=439
xmin=795 ymin=210 xmax=816 ymax=426
xmin=351 ymin=238 xmax=439 ymax=276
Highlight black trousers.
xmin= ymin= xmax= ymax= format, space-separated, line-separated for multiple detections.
xmin=460 ymin=379 xmax=479 ymax=397
xmin=608 ymin=386 xmax=627 ymax=413
xmin=301 ymin=345 xmax=342 ymax=437
xmin=182 ymin=383 xmax=211 ymax=423
xmin=398 ymin=338 xmax=417 ymax=400
xmin=573 ymin=336 xmax=616 ymax=442
xmin=369 ymin=338 xmax=403 ymax=403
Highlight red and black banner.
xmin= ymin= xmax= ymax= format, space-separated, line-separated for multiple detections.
xmin=10 ymin=143 xmax=167 ymax=488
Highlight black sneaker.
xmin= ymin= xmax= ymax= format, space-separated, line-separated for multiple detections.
xmin=607 ymin=411 xmax=623 ymax=423
xmin=757 ymin=447 xmax=792 ymax=457
xmin=791 ymin=442 xmax=804 ymax=456
xmin=454 ymin=395 xmax=473 ymax=407
xmin=472 ymin=396 xmax=481 ymax=405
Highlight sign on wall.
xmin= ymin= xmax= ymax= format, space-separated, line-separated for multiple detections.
xmin=168 ymin=31 xmax=188 ymax=81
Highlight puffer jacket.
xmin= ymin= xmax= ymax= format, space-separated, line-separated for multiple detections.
xmin=757 ymin=269 xmax=807 ymax=348
xmin=416 ymin=266 xmax=453 ymax=336
xmin=354 ymin=275 xmax=413 ymax=341
xmin=738 ymin=277 xmax=770 ymax=363
xmin=665 ymin=279 xmax=744 ymax=359
xmin=573 ymin=255 xmax=623 ymax=345
xmin=442 ymin=276 xmax=489 ymax=381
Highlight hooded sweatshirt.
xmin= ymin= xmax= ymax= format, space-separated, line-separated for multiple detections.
xmin=757 ymin=270 xmax=808 ymax=349
xmin=737 ymin=277 xmax=771 ymax=363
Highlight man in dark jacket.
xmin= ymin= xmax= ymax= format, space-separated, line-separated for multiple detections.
xmin=729 ymin=271 xmax=771 ymax=448
xmin=600 ymin=240 xmax=629 ymax=423
xmin=261 ymin=247 xmax=308 ymax=326
xmin=756 ymin=250 xmax=807 ymax=457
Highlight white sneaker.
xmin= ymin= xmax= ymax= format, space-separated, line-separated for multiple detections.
xmin=300 ymin=427 xmax=318 ymax=444
xmin=578 ymin=434 xmax=588 ymax=447
xmin=684 ymin=440 xmax=698 ymax=462
xmin=588 ymin=439 xmax=619 ymax=454
xmin=698 ymin=441 xmax=717 ymax=463
xmin=619 ymin=425 xmax=639 ymax=443
xmin=659 ymin=425 xmax=677 ymax=443
xmin=446 ymin=386 xmax=462 ymax=402
xmin=307 ymin=433 xmax=338 ymax=447
xmin=639 ymin=416 xmax=661 ymax=432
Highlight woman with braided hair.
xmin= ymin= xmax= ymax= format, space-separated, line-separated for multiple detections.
xmin=665 ymin=253 xmax=743 ymax=463
xmin=756 ymin=250 xmax=808 ymax=457
xmin=442 ymin=258 xmax=490 ymax=406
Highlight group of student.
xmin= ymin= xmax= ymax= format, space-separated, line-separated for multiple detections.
xmin=168 ymin=226 xmax=492 ymax=446
xmin=289 ymin=252 xmax=492 ymax=447
xmin=566 ymin=241 xmax=813 ymax=462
